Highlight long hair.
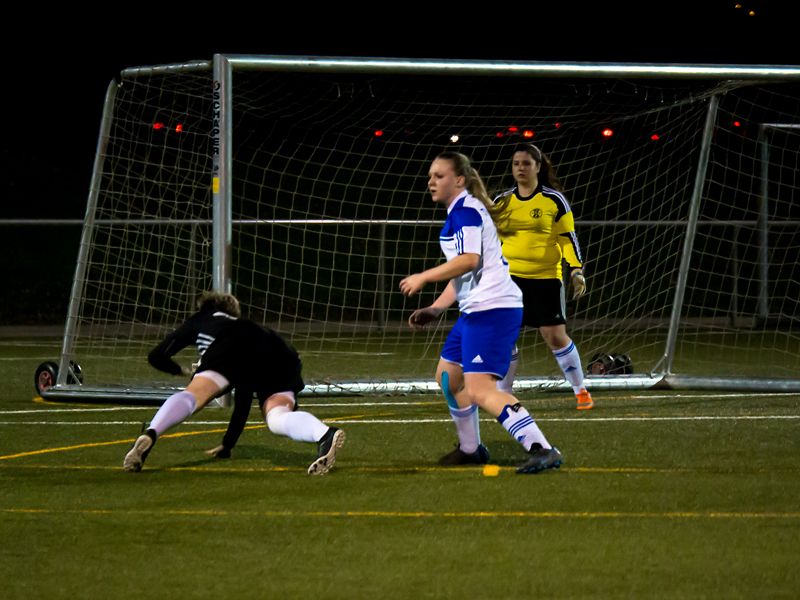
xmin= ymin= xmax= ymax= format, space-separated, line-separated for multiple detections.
xmin=435 ymin=152 xmax=505 ymax=228
xmin=513 ymin=143 xmax=564 ymax=192
xmin=197 ymin=291 xmax=241 ymax=318
xmin=493 ymin=144 xmax=565 ymax=235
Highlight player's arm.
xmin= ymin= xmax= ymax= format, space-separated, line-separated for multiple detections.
xmin=206 ymin=389 xmax=253 ymax=458
xmin=554 ymin=212 xmax=586 ymax=298
xmin=407 ymin=281 xmax=458 ymax=329
xmin=399 ymin=253 xmax=479 ymax=297
xmin=148 ymin=320 xmax=196 ymax=376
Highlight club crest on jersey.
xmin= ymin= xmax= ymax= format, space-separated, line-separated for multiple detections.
xmin=530 ymin=208 xmax=542 ymax=218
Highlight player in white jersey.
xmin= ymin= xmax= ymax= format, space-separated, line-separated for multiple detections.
xmin=400 ymin=152 xmax=563 ymax=474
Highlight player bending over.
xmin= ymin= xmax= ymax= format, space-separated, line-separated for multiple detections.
xmin=123 ymin=292 xmax=344 ymax=475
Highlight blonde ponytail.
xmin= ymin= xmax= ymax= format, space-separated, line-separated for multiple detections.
xmin=436 ymin=152 xmax=506 ymax=229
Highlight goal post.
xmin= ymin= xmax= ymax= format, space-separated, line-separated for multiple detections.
xmin=42 ymin=56 xmax=800 ymax=402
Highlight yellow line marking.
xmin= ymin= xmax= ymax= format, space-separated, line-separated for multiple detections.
xmin=326 ymin=414 xmax=369 ymax=422
xmin=2 ymin=507 xmax=799 ymax=519
xmin=0 ymin=409 xmax=406 ymax=461
xmin=326 ymin=412 xmax=396 ymax=422
xmin=33 ymin=397 xmax=59 ymax=405
xmin=0 ymin=425 xmax=266 ymax=461
xmin=2 ymin=463 xmax=793 ymax=475
xmin=483 ymin=465 xmax=500 ymax=476
xmin=33 ymin=397 xmax=98 ymax=408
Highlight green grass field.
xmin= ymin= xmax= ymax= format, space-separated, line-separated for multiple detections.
xmin=2 ymin=336 xmax=800 ymax=599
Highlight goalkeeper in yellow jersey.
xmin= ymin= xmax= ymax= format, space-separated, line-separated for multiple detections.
xmin=494 ymin=144 xmax=592 ymax=409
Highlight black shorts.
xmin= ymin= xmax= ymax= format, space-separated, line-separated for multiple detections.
xmin=511 ymin=276 xmax=567 ymax=329
xmin=195 ymin=320 xmax=305 ymax=406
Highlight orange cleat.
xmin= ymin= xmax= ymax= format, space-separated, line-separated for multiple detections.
xmin=576 ymin=388 xmax=593 ymax=410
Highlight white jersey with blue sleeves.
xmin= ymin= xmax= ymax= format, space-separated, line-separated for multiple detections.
xmin=441 ymin=190 xmax=523 ymax=313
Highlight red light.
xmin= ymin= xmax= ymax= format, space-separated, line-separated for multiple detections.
xmin=734 ymin=121 xmax=741 ymax=127
xmin=508 ymin=127 xmax=518 ymax=132
xmin=496 ymin=132 xmax=505 ymax=137
xmin=651 ymin=134 xmax=659 ymax=140
xmin=153 ymin=123 xmax=164 ymax=129
xmin=175 ymin=124 xmax=183 ymax=132
xmin=523 ymin=130 xmax=534 ymax=138
xmin=374 ymin=130 xmax=383 ymax=136
xmin=602 ymin=128 xmax=614 ymax=137
xmin=555 ymin=123 xmax=561 ymax=128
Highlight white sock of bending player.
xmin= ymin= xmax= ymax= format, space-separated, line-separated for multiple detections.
xmin=266 ymin=405 xmax=329 ymax=443
xmin=497 ymin=404 xmax=551 ymax=451
xmin=448 ymin=404 xmax=481 ymax=454
xmin=148 ymin=390 xmax=197 ymax=437
xmin=496 ymin=346 xmax=518 ymax=395
xmin=553 ymin=341 xmax=585 ymax=394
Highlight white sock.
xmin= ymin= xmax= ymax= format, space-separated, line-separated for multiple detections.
xmin=553 ymin=341 xmax=585 ymax=394
xmin=149 ymin=390 xmax=197 ymax=437
xmin=497 ymin=404 xmax=551 ymax=451
xmin=448 ymin=404 xmax=481 ymax=454
xmin=496 ymin=346 xmax=518 ymax=395
xmin=266 ymin=406 xmax=329 ymax=443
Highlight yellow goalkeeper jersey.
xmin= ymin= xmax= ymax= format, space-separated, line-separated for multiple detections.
xmin=497 ymin=184 xmax=583 ymax=279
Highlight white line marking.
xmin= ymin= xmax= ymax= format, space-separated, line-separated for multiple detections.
xmin=0 ymin=407 xmax=158 ymax=415
xmin=1 ymin=415 xmax=798 ymax=426
xmin=0 ymin=401 xmax=439 ymax=415
xmin=3 ymin=390 xmax=800 ymax=415
xmin=631 ymin=393 xmax=800 ymax=399
xmin=301 ymin=351 xmax=396 ymax=356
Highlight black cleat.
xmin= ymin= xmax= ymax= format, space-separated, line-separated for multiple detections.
xmin=516 ymin=445 xmax=563 ymax=474
xmin=123 ymin=428 xmax=157 ymax=472
xmin=308 ymin=427 xmax=346 ymax=475
xmin=438 ymin=442 xmax=490 ymax=466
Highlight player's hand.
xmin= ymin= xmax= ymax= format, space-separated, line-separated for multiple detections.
xmin=205 ymin=444 xmax=231 ymax=459
xmin=399 ymin=273 xmax=427 ymax=296
xmin=408 ymin=306 xmax=444 ymax=329
xmin=571 ymin=270 xmax=587 ymax=299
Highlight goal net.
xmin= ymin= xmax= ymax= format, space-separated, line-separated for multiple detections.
xmin=50 ymin=58 xmax=800 ymax=400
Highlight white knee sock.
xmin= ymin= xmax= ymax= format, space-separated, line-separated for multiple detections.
xmin=148 ymin=390 xmax=197 ymax=437
xmin=266 ymin=406 xmax=329 ymax=443
xmin=497 ymin=403 xmax=551 ymax=451
xmin=553 ymin=341 xmax=585 ymax=394
xmin=496 ymin=346 xmax=518 ymax=395
xmin=448 ymin=404 xmax=481 ymax=454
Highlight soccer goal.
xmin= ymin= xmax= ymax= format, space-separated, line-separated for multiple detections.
xmin=40 ymin=56 xmax=800 ymax=402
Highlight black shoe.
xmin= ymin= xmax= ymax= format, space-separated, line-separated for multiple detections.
xmin=308 ymin=427 xmax=346 ymax=475
xmin=123 ymin=428 xmax=157 ymax=472
xmin=438 ymin=443 xmax=490 ymax=466
xmin=516 ymin=445 xmax=563 ymax=474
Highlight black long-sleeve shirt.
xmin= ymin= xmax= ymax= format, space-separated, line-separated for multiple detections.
xmin=148 ymin=311 xmax=256 ymax=451
xmin=148 ymin=311 xmax=239 ymax=375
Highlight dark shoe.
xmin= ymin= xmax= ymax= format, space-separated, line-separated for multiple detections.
xmin=438 ymin=443 xmax=490 ymax=466
xmin=308 ymin=427 xmax=346 ymax=475
xmin=124 ymin=428 xmax=157 ymax=472
xmin=516 ymin=445 xmax=563 ymax=474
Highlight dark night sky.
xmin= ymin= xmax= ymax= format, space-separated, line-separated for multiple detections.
xmin=2 ymin=2 xmax=794 ymax=323
xmin=6 ymin=2 xmax=794 ymax=220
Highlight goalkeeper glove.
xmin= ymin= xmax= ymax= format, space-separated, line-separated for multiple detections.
xmin=571 ymin=270 xmax=587 ymax=299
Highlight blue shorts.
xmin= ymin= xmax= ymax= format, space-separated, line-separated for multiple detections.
xmin=441 ymin=308 xmax=523 ymax=378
